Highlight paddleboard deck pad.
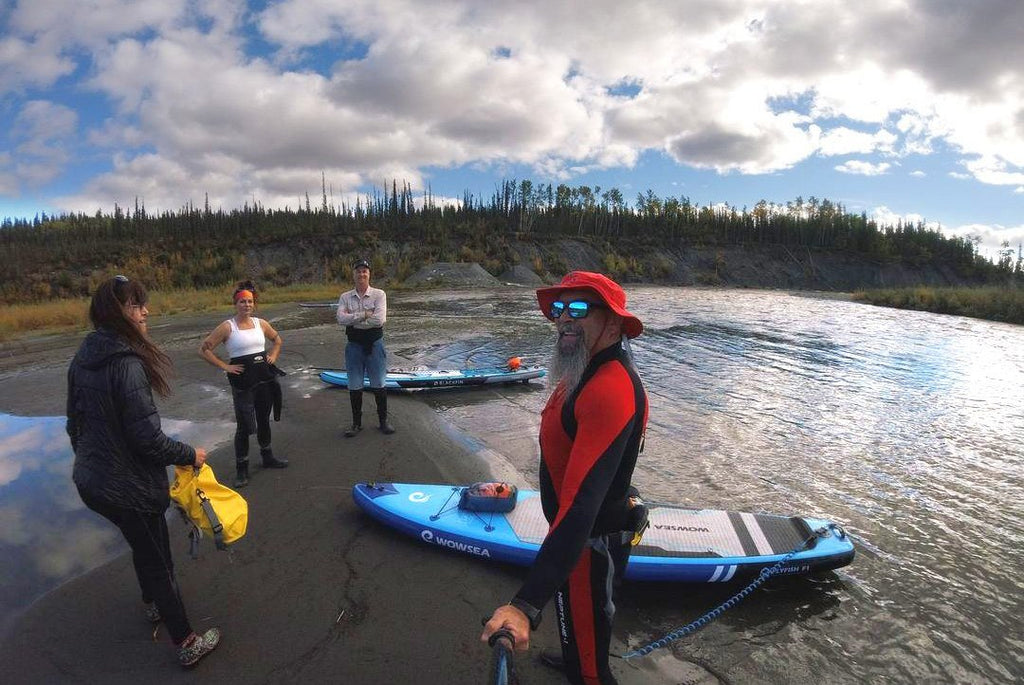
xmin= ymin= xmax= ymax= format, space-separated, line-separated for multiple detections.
xmin=352 ymin=482 xmax=854 ymax=582
xmin=320 ymin=366 xmax=546 ymax=389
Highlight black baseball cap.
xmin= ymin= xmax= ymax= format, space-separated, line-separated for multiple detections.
xmin=353 ymin=258 xmax=371 ymax=270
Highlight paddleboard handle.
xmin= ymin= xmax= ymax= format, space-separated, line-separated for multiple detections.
xmin=820 ymin=522 xmax=847 ymax=540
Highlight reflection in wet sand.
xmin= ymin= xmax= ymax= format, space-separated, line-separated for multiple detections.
xmin=0 ymin=413 xmax=232 ymax=633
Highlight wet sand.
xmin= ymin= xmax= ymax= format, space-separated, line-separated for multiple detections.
xmin=0 ymin=307 xmax=708 ymax=684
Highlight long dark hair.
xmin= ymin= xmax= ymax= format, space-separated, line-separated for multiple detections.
xmin=89 ymin=276 xmax=173 ymax=397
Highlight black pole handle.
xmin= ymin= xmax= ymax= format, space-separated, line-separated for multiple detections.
xmin=488 ymin=627 xmax=516 ymax=650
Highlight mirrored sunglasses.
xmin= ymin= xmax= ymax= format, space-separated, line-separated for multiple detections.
xmin=550 ymin=300 xmax=607 ymax=320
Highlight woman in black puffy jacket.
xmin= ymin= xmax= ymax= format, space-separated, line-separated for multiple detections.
xmin=66 ymin=275 xmax=221 ymax=668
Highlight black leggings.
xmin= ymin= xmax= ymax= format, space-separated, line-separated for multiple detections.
xmin=232 ymin=381 xmax=273 ymax=461
xmin=79 ymin=493 xmax=192 ymax=644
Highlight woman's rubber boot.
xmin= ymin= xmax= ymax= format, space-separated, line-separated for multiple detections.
xmin=374 ymin=389 xmax=395 ymax=434
xmin=260 ymin=447 xmax=288 ymax=468
xmin=345 ymin=390 xmax=363 ymax=437
xmin=234 ymin=460 xmax=249 ymax=488
xmin=178 ymin=628 xmax=221 ymax=668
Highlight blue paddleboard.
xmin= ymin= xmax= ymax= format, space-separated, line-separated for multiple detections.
xmin=352 ymin=482 xmax=855 ymax=582
xmin=320 ymin=365 xmax=546 ymax=389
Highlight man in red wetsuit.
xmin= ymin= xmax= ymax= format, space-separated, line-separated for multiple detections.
xmin=482 ymin=271 xmax=648 ymax=685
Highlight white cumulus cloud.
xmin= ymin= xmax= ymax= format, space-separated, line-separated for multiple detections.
xmin=836 ymin=160 xmax=892 ymax=176
xmin=0 ymin=0 xmax=1015 ymax=226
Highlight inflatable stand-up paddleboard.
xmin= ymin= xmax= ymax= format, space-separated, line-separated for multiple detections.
xmin=320 ymin=359 xmax=545 ymax=390
xmin=352 ymin=482 xmax=854 ymax=582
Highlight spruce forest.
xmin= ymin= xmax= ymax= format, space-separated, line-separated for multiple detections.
xmin=2 ymin=179 xmax=1021 ymax=304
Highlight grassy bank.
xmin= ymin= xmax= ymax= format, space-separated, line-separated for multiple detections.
xmin=0 ymin=282 xmax=346 ymax=342
xmin=853 ymin=286 xmax=1024 ymax=325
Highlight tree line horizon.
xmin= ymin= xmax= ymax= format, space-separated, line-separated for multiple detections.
xmin=2 ymin=178 xmax=1021 ymax=304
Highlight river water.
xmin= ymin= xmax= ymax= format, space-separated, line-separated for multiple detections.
xmin=380 ymin=286 xmax=1024 ymax=684
xmin=1 ymin=286 xmax=1021 ymax=683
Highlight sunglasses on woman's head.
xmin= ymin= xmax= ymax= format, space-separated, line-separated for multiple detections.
xmin=113 ymin=275 xmax=130 ymax=295
xmin=550 ymin=300 xmax=607 ymax=320
xmin=113 ymin=275 xmax=145 ymax=308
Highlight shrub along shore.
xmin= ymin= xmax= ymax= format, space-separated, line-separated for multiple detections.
xmin=853 ymin=286 xmax=1024 ymax=325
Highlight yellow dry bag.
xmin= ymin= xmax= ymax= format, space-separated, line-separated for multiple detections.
xmin=170 ymin=464 xmax=248 ymax=557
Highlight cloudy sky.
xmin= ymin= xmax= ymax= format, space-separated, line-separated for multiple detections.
xmin=1 ymin=0 xmax=1021 ymax=254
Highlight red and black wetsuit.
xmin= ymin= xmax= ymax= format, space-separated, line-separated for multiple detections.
xmin=513 ymin=342 xmax=648 ymax=685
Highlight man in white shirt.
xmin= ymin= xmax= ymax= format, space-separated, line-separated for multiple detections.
xmin=336 ymin=258 xmax=395 ymax=435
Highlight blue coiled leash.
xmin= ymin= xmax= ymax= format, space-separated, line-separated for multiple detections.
xmin=617 ymin=522 xmax=846 ymax=660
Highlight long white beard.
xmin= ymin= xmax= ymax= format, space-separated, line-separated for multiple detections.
xmin=548 ymin=332 xmax=590 ymax=394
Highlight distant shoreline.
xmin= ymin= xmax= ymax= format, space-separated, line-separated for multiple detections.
xmin=2 ymin=274 xmax=1019 ymax=347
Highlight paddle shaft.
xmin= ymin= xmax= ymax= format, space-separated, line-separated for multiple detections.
xmin=487 ymin=628 xmax=518 ymax=685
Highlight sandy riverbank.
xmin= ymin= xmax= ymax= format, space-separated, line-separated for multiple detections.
xmin=0 ymin=306 xmax=706 ymax=684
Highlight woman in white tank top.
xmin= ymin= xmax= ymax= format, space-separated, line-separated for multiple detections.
xmin=199 ymin=280 xmax=289 ymax=487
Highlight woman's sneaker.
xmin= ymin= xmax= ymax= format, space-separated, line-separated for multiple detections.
xmin=144 ymin=602 xmax=161 ymax=623
xmin=177 ymin=628 xmax=221 ymax=668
